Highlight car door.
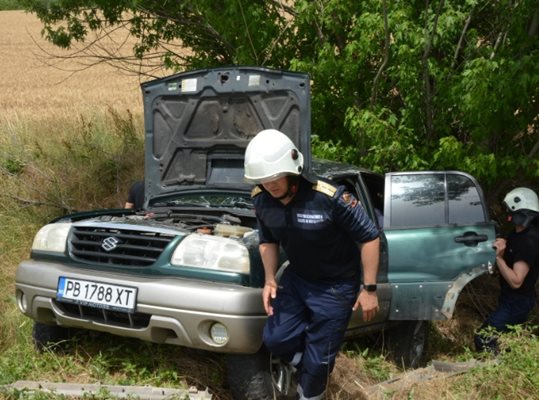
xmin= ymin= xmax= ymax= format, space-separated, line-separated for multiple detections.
xmin=383 ymin=171 xmax=496 ymax=320
xmin=327 ymin=171 xmax=391 ymax=329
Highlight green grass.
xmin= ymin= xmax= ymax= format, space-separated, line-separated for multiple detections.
xmin=456 ymin=325 xmax=539 ymax=399
xmin=0 ymin=318 xmax=228 ymax=394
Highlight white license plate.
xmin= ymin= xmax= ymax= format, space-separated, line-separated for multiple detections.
xmin=57 ymin=277 xmax=138 ymax=313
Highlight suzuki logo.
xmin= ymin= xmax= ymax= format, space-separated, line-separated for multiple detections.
xmin=101 ymin=237 xmax=120 ymax=252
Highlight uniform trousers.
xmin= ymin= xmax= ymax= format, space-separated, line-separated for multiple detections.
xmin=263 ymin=269 xmax=358 ymax=398
xmin=474 ymin=292 xmax=536 ymax=352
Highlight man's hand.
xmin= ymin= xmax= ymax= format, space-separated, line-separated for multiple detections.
xmin=353 ymin=290 xmax=379 ymax=322
xmin=262 ymin=281 xmax=278 ymax=316
xmin=493 ymin=238 xmax=506 ymax=258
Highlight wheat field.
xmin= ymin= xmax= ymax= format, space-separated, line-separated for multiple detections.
xmin=0 ymin=10 xmax=150 ymax=119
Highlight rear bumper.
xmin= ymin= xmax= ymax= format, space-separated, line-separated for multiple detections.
xmin=15 ymin=260 xmax=266 ymax=354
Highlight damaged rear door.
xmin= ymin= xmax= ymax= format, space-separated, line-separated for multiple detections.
xmin=383 ymin=171 xmax=496 ymax=320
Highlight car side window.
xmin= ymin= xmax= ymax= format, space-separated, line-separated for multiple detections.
xmin=388 ymin=174 xmax=445 ymax=228
xmin=447 ymin=173 xmax=485 ymax=224
xmin=386 ymin=172 xmax=487 ymax=228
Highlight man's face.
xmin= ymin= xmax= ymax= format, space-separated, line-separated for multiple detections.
xmin=262 ymin=176 xmax=289 ymax=199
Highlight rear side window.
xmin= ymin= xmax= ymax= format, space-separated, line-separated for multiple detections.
xmin=386 ymin=172 xmax=487 ymax=228
xmin=447 ymin=174 xmax=485 ymax=224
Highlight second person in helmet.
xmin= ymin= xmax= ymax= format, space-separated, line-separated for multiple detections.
xmin=245 ymin=129 xmax=381 ymax=400
xmin=474 ymin=187 xmax=539 ymax=352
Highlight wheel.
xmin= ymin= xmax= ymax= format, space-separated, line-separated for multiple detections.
xmin=386 ymin=320 xmax=428 ymax=369
xmin=32 ymin=321 xmax=72 ymax=351
xmin=225 ymin=347 xmax=297 ymax=400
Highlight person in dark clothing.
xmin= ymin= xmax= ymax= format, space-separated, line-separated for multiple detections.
xmin=244 ymin=129 xmax=380 ymax=399
xmin=475 ymin=187 xmax=539 ymax=352
xmin=124 ymin=180 xmax=145 ymax=210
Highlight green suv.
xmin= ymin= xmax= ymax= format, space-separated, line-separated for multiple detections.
xmin=15 ymin=66 xmax=496 ymax=400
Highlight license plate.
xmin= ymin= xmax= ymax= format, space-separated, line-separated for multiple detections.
xmin=57 ymin=277 xmax=137 ymax=313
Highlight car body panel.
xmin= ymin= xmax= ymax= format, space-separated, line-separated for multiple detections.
xmin=16 ymin=260 xmax=266 ymax=353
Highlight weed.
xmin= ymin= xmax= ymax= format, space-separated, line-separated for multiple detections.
xmin=0 ymin=109 xmax=144 ymax=217
xmin=454 ymin=325 xmax=539 ymax=399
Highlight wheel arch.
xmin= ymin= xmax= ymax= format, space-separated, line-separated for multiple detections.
xmin=389 ymin=264 xmax=492 ymax=321
xmin=440 ymin=265 xmax=492 ymax=320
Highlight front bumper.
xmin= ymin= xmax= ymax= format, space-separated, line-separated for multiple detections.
xmin=15 ymin=260 xmax=266 ymax=354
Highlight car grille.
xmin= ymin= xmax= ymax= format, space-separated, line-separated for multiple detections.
xmin=54 ymin=300 xmax=151 ymax=329
xmin=69 ymin=226 xmax=176 ymax=267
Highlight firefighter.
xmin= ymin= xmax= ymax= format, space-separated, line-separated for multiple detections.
xmin=244 ymin=129 xmax=381 ymax=399
xmin=475 ymin=187 xmax=539 ymax=352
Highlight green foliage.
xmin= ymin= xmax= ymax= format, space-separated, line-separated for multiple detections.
xmin=21 ymin=0 xmax=539 ymax=196
xmin=344 ymin=107 xmax=429 ymax=173
xmin=311 ymin=134 xmax=356 ymax=165
xmin=0 ymin=0 xmax=23 ymax=10
xmin=2 ymin=158 xmax=24 ymax=175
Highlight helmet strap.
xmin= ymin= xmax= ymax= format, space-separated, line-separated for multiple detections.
xmin=275 ymin=176 xmax=300 ymax=201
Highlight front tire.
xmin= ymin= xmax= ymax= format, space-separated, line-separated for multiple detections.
xmin=32 ymin=322 xmax=72 ymax=351
xmin=226 ymin=347 xmax=296 ymax=400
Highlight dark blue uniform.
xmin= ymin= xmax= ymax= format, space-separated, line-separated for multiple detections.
xmin=252 ymin=177 xmax=379 ymax=398
xmin=254 ymin=178 xmax=379 ymax=281
xmin=127 ymin=180 xmax=145 ymax=209
xmin=475 ymin=225 xmax=539 ymax=352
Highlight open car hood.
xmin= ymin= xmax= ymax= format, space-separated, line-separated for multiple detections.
xmin=141 ymin=66 xmax=311 ymax=202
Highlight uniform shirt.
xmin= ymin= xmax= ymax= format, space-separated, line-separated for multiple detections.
xmin=500 ymin=225 xmax=539 ymax=297
xmin=252 ymin=177 xmax=380 ymax=282
xmin=127 ymin=180 xmax=145 ymax=210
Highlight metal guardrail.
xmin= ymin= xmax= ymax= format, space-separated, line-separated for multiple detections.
xmin=1 ymin=381 xmax=213 ymax=399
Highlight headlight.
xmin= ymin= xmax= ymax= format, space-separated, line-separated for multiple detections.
xmin=32 ymin=222 xmax=72 ymax=253
xmin=171 ymin=234 xmax=250 ymax=274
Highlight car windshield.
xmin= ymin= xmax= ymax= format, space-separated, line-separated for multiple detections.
xmin=151 ymin=192 xmax=254 ymax=209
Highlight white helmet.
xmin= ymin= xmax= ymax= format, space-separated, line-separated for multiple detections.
xmin=244 ymin=129 xmax=304 ymax=184
xmin=503 ymin=187 xmax=539 ymax=213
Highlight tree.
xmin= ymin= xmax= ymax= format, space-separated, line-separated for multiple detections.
xmin=24 ymin=0 xmax=539 ymax=196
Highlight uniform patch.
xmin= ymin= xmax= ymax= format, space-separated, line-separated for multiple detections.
xmin=312 ymin=180 xmax=337 ymax=197
xmin=251 ymin=186 xmax=262 ymax=198
xmin=296 ymin=213 xmax=324 ymax=224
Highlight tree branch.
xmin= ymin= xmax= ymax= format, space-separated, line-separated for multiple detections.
xmin=528 ymin=8 xmax=539 ymax=36
xmin=529 ymin=133 xmax=539 ymax=159
xmin=452 ymin=10 xmax=473 ymax=69
xmin=237 ymin=0 xmax=259 ymax=63
xmin=371 ymin=0 xmax=390 ymax=106
xmin=422 ymin=0 xmax=445 ymax=141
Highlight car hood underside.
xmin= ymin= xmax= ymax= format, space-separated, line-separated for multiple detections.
xmin=141 ymin=67 xmax=312 ymax=202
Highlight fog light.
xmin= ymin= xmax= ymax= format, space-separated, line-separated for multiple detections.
xmin=210 ymin=323 xmax=229 ymax=345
